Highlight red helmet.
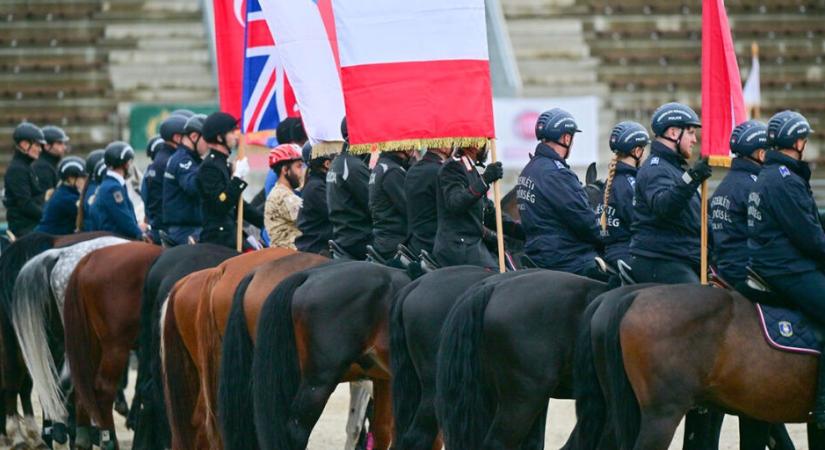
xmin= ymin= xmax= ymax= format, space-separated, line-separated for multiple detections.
xmin=268 ymin=143 xmax=303 ymax=168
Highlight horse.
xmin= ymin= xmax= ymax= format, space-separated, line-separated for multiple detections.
xmin=585 ymin=284 xmax=825 ymax=450
xmin=251 ymin=261 xmax=411 ymax=450
xmin=217 ymin=252 xmax=331 ymax=450
xmin=433 ymin=269 xmax=610 ymax=450
xmin=130 ymin=243 xmax=238 ymax=450
xmin=63 ymin=242 xmax=164 ymax=450
xmin=160 ymin=247 xmax=295 ymax=449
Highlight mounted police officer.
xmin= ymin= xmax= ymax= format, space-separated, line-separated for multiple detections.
xmin=748 ymin=110 xmax=825 ymax=427
xmin=629 ymin=102 xmax=711 ymax=284
xmin=517 ymin=108 xmax=605 ymax=279
xmin=32 ymin=125 xmax=70 ymax=194
xmin=92 ymin=142 xmax=147 ymax=240
xmin=433 ymin=143 xmax=503 ymax=269
xmin=3 ymin=122 xmax=47 ymax=237
xmin=264 ymin=143 xmax=304 ymax=249
xmin=144 ymin=114 xmax=188 ymax=242
xmin=36 ymin=156 xmax=86 ymax=235
xmin=79 ymin=149 xmax=106 ymax=232
xmin=295 ymin=142 xmax=333 ymax=255
xmin=599 ymin=121 xmax=650 ymax=267
xmin=327 ymin=118 xmax=373 ymax=259
xmin=162 ymin=114 xmax=207 ymax=246
xmin=710 ymin=120 xmax=768 ymax=287
xmin=405 ymin=146 xmax=450 ymax=257
xmin=369 ymin=148 xmax=414 ymax=261
xmin=196 ymin=112 xmax=263 ymax=250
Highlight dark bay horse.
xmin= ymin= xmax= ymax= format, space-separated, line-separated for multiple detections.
xmin=434 ymin=270 xmax=609 ymax=450
xmin=131 ymin=243 xmax=238 ymax=450
xmin=588 ymin=284 xmax=824 ymax=450
xmin=218 ymin=252 xmax=330 ymax=450
xmin=251 ymin=261 xmax=411 ymax=450
xmin=160 ymin=247 xmax=295 ymax=450
xmin=63 ymin=242 xmax=164 ymax=450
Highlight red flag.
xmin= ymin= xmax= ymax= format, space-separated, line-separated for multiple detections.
xmin=701 ymin=0 xmax=747 ymax=167
xmin=212 ymin=0 xmax=246 ymax=118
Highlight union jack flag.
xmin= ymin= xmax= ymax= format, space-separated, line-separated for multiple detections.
xmin=241 ymin=0 xmax=299 ymax=133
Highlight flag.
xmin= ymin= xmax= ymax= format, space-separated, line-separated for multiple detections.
xmin=332 ymin=0 xmax=495 ymax=153
xmin=701 ymin=0 xmax=747 ymax=167
xmin=743 ymin=42 xmax=761 ymax=118
xmin=259 ymin=0 xmax=346 ymax=155
xmin=212 ymin=0 xmax=246 ymax=118
xmin=241 ymin=0 xmax=299 ymax=134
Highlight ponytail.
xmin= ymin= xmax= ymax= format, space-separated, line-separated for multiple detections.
xmin=600 ymin=155 xmax=619 ymax=233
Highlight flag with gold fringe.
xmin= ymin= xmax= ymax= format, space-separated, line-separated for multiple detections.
xmin=332 ymin=0 xmax=496 ymax=154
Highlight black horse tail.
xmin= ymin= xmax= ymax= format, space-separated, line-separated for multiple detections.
xmin=218 ymin=273 xmax=258 ymax=450
xmin=0 ymin=232 xmax=54 ymax=313
xmin=605 ymin=291 xmax=641 ymax=449
xmin=434 ymin=283 xmax=496 ymax=450
xmin=252 ymin=271 xmax=310 ymax=450
xmin=389 ymin=280 xmax=420 ymax=443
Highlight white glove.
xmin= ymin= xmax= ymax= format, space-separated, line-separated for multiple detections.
xmin=233 ymin=157 xmax=250 ymax=180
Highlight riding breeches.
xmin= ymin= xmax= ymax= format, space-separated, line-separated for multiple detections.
xmin=629 ymin=255 xmax=700 ymax=284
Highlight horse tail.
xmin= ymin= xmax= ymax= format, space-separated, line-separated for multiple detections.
xmin=0 ymin=232 xmax=55 ymax=313
xmin=12 ymin=250 xmax=66 ymax=421
xmin=200 ymin=269 xmax=227 ymax=444
xmin=434 ymin=283 xmax=496 ymax=450
xmin=569 ymin=295 xmax=608 ymax=450
xmin=252 ymin=271 xmax=310 ymax=450
xmin=605 ymin=291 xmax=641 ymax=449
xmin=218 ymin=273 xmax=258 ymax=450
xmin=63 ymin=256 xmax=98 ymax=423
xmin=161 ymin=292 xmax=198 ymax=450
xmin=389 ymin=281 xmax=420 ymax=440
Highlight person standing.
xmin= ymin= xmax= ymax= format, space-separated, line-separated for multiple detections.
xmin=264 ymin=143 xmax=305 ymax=249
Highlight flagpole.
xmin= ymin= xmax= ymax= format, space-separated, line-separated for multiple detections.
xmin=489 ymin=139 xmax=506 ymax=273
xmin=236 ymin=133 xmax=246 ymax=252
xmin=700 ymin=180 xmax=709 ymax=284
xmin=751 ymin=41 xmax=761 ymax=120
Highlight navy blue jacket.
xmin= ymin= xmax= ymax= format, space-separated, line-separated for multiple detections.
xmin=710 ymin=157 xmax=761 ymax=284
xmin=516 ymin=143 xmax=601 ymax=273
xmin=92 ymin=173 xmax=143 ymax=239
xmin=369 ymin=153 xmax=408 ymax=258
xmin=144 ymin=142 xmax=175 ymax=230
xmin=295 ymin=170 xmax=333 ymax=254
xmin=748 ymin=151 xmax=825 ymax=276
xmin=35 ymin=184 xmax=80 ymax=235
xmin=630 ymin=142 xmax=701 ymax=264
xmin=81 ymin=180 xmax=99 ymax=231
xmin=163 ymin=145 xmax=202 ymax=227
xmin=598 ymin=161 xmax=637 ymax=265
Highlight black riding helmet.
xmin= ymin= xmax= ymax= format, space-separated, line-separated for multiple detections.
xmin=146 ymin=135 xmax=163 ymax=160
xmin=13 ymin=122 xmax=46 ymax=146
xmin=42 ymin=125 xmax=70 ymax=145
xmin=159 ymin=114 xmax=189 ymax=142
xmin=184 ymin=114 xmax=207 ymax=135
xmin=170 ymin=109 xmax=195 ymax=119
xmin=104 ymin=141 xmax=135 ymax=168
xmin=609 ymin=121 xmax=651 ymax=154
xmin=58 ymin=156 xmax=86 ymax=180
xmin=730 ymin=120 xmax=768 ymax=157
xmin=86 ymin=149 xmax=105 ymax=181
xmin=767 ymin=110 xmax=812 ymax=150
xmin=535 ymin=108 xmax=581 ymax=148
xmin=202 ymin=112 xmax=238 ymax=145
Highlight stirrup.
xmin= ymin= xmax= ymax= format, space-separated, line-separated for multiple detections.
xmin=520 ymin=254 xmax=539 ymax=269
xmin=365 ymin=245 xmax=388 ymax=265
xmin=158 ymin=230 xmax=176 ymax=248
xmin=419 ymin=250 xmax=440 ymax=272
xmin=594 ymin=256 xmax=618 ymax=277
xmin=617 ymin=259 xmax=636 ymax=285
xmin=329 ymin=240 xmax=355 ymax=260
xmin=746 ymin=267 xmax=772 ymax=292
xmin=397 ymin=244 xmax=418 ymax=263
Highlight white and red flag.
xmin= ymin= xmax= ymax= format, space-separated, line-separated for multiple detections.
xmin=332 ymin=0 xmax=496 ymax=153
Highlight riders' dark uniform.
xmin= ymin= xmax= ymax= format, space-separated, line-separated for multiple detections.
xmin=710 ymin=157 xmax=761 ymax=286
xmin=599 ymin=161 xmax=637 ymax=265
xmin=369 ymin=153 xmax=408 ymax=259
xmin=327 ymin=152 xmax=373 ymax=259
xmin=144 ymin=142 xmax=175 ymax=236
xmin=3 ymin=151 xmax=45 ymax=237
xmin=517 ymin=143 xmax=601 ymax=274
xmin=163 ymin=145 xmax=203 ymax=244
xmin=35 ymin=184 xmax=80 ymax=235
xmin=31 ymin=151 xmax=60 ymax=193
xmin=405 ymin=150 xmax=442 ymax=256
xmin=196 ymin=149 xmax=263 ymax=249
xmin=92 ymin=172 xmax=143 ymax=239
xmin=433 ymin=155 xmax=497 ymax=269
xmin=295 ymin=169 xmax=332 ymax=254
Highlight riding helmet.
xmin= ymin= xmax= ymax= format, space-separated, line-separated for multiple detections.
xmin=535 ymin=108 xmax=582 ymax=142
xmin=730 ymin=120 xmax=768 ymax=157
xmin=170 ymin=109 xmax=195 ymax=119
xmin=145 ymin=135 xmax=163 ymax=160
xmin=609 ymin=121 xmax=650 ymax=154
xmin=42 ymin=125 xmax=70 ymax=144
xmin=268 ymin=143 xmax=303 ymax=169
xmin=650 ymin=102 xmax=702 ymax=137
xmin=767 ymin=110 xmax=813 ymax=149
xmin=86 ymin=149 xmax=105 ymax=177
xmin=13 ymin=122 xmax=46 ymax=145
xmin=183 ymin=114 xmax=207 ymax=136
xmin=58 ymin=156 xmax=87 ymax=180
xmin=159 ymin=114 xmax=189 ymax=142
xmin=202 ymin=112 xmax=239 ymax=144
xmin=104 ymin=141 xmax=135 ymax=168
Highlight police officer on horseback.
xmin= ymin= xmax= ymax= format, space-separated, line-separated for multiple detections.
xmin=630 ymin=102 xmax=711 ymax=283
xmin=517 ymin=108 xmax=605 ymax=279
xmin=3 ymin=122 xmax=47 ymax=237
xmin=748 ymin=110 xmax=825 ymax=427
xmin=405 ymin=146 xmax=451 ymax=257
xmin=36 ymin=156 xmax=87 ymax=235
xmin=144 ymin=114 xmax=188 ymax=242
xmin=295 ymin=142 xmax=333 ymax=255
xmin=369 ymin=148 xmax=414 ymax=262
xmin=32 ymin=125 xmax=70 ymax=194
xmin=79 ymin=149 xmax=106 ymax=232
xmin=92 ymin=142 xmax=147 ymax=240
xmin=162 ymin=114 xmax=208 ymax=246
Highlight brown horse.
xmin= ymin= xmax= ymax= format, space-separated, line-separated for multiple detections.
xmin=160 ymin=247 xmax=295 ymax=450
xmin=63 ymin=242 xmax=163 ymax=450
xmin=589 ymin=284 xmax=824 ymax=449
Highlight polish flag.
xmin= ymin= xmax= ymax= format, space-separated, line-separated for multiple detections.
xmin=332 ymin=0 xmax=495 ymax=153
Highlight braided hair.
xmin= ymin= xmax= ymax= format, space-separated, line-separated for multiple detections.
xmin=600 ymin=156 xmax=619 ymax=233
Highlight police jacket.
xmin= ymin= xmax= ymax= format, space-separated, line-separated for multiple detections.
xmin=327 ymin=152 xmax=373 ymax=250
xmin=163 ymin=145 xmax=202 ymax=227
xmin=748 ymin=151 xmax=825 ymax=276
xmin=196 ymin=149 xmax=263 ymax=235
xmin=92 ymin=172 xmax=142 ymax=239
xmin=81 ymin=180 xmax=99 ymax=232
xmin=32 ymin=152 xmax=60 ymax=193
xmin=599 ymin=161 xmax=637 ymax=265
xmin=369 ymin=153 xmax=408 ymax=257
xmin=710 ymin=157 xmax=761 ymax=284
xmin=36 ymin=184 xmax=80 ymax=235
xmin=3 ymin=151 xmax=45 ymax=236
xmin=630 ymin=141 xmax=701 ymax=265
xmin=516 ymin=143 xmax=601 ymax=273
xmin=405 ymin=151 xmax=442 ymax=256
xmin=295 ymin=170 xmax=332 ymax=254
xmin=144 ymin=142 xmax=175 ymax=229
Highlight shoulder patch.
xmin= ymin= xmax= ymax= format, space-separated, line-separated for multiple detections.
xmin=113 ymin=191 xmax=124 ymax=204
xmin=554 ymin=160 xmax=565 ymax=169
xmin=627 ymin=176 xmax=636 ymax=188
xmin=650 ymin=156 xmax=660 ymax=166
xmin=750 ymin=174 xmax=758 ymax=182
xmin=779 ymin=166 xmax=791 ymax=178
xmin=180 ymin=161 xmax=192 ymax=170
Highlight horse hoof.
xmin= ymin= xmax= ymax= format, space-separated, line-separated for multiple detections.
xmin=114 ymin=399 xmax=129 ymax=417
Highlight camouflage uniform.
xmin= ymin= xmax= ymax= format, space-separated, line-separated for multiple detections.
xmin=264 ymin=183 xmax=303 ymax=249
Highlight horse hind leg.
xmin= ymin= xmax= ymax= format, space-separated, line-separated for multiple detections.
xmin=480 ymin=394 xmax=547 ymax=450
xmin=93 ymin=344 xmax=131 ymax=450
xmin=287 ymin=377 xmax=342 ymax=449
xmin=632 ymin=409 xmax=683 ymax=450
xmin=345 ymin=381 xmax=372 ymax=450
xmin=5 ymin=415 xmax=27 ymax=450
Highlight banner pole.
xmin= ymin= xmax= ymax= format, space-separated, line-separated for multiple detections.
xmin=236 ymin=133 xmax=246 ymax=252
xmin=700 ymin=180 xmax=709 ymax=284
xmin=489 ymin=139 xmax=506 ymax=273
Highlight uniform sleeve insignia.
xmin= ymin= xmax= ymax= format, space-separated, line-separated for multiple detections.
xmin=554 ymin=160 xmax=565 ymax=169
xmin=650 ymin=156 xmax=660 ymax=166
xmin=219 ymin=192 xmax=227 ymax=202
xmin=779 ymin=166 xmax=791 ymax=178
xmin=750 ymin=174 xmax=758 ymax=182
xmin=180 ymin=161 xmax=192 ymax=170
xmin=627 ymin=176 xmax=636 ymax=187
xmin=113 ymin=191 xmax=124 ymax=203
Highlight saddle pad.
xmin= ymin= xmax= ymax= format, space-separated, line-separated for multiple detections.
xmin=756 ymin=303 xmax=821 ymax=355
